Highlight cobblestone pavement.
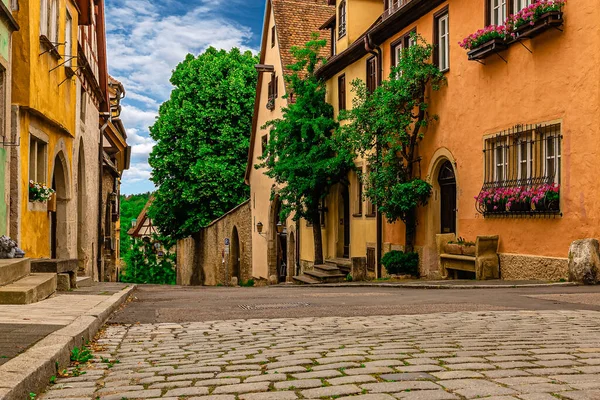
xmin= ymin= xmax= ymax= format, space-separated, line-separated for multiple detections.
xmin=42 ymin=310 xmax=600 ymax=400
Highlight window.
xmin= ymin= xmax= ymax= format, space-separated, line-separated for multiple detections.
xmin=80 ymin=87 xmax=87 ymax=122
xmin=65 ymin=11 xmax=73 ymax=66
xmin=513 ymin=0 xmax=531 ymax=12
xmin=366 ymin=56 xmax=378 ymax=93
xmin=49 ymin=0 xmax=58 ymax=42
xmin=331 ymin=28 xmax=336 ymax=56
xmin=434 ymin=11 xmax=449 ymax=71
xmin=40 ymin=0 xmax=48 ymax=36
xmin=271 ymin=25 xmax=276 ymax=48
xmin=338 ymin=74 xmax=346 ymax=111
xmin=29 ymin=136 xmax=48 ymax=185
xmin=261 ymin=135 xmax=268 ymax=156
xmin=489 ymin=0 xmax=507 ymax=26
xmin=391 ymin=29 xmax=416 ymax=71
xmin=544 ymin=132 xmax=561 ymax=184
xmin=267 ymin=74 xmax=278 ymax=110
xmin=493 ymin=139 xmax=508 ymax=182
xmin=338 ymin=0 xmax=346 ymax=38
xmin=483 ymin=123 xmax=562 ymax=185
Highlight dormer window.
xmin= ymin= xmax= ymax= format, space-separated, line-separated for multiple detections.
xmin=338 ymin=0 xmax=347 ymax=38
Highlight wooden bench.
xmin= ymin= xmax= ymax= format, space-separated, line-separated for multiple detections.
xmin=436 ymin=234 xmax=500 ymax=280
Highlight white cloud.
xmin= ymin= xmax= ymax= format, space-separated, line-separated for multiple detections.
xmin=106 ymin=0 xmax=258 ymax=193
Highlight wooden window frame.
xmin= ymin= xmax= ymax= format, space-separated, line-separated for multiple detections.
xmin=485 ymin=0 xmax=511 ymax=26
xmin=29 ymin=135 xmax=48 ymax=186
xmin=366 ymin=56 xmax=378 ymax=94
xmin=433 ymin=6 xmax=450 ymax=72
xmin=65 ymin=11 xmax=73 ymax=66
xmin=271 ymin=25 xmax=276 ymax=48
xmin=338 ymin=74 xmax=346 ymax=111
xmin=390 ymin=28 xmax=416 ymax=69
xmin=0 ymin=68 xmax=4 ymax=138
xmin=338 ymin=0 xmax=347 ymax=39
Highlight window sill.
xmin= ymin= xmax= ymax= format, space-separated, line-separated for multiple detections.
xmin=365 ymin=213 xmax=376 ymax=218
xmin=40 ymin=35 xmax=62 ymax=60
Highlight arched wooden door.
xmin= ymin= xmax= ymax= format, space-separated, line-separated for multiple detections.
xmin=438 ymin=160 xmax=457 ymax=234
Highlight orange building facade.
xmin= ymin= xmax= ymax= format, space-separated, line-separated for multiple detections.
xmin=302 ymin=0 xmax=598 ymax=280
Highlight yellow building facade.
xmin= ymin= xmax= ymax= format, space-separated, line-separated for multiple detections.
xmin=11 ymin=0 xmax=80 ymax=258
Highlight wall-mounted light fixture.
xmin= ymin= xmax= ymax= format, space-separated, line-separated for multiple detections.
xmin=256 ymin=222 xmax=265 ymax=237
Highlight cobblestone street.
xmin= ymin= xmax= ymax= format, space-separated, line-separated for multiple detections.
xmin=42 ymin=307 xmax=600 ymax=400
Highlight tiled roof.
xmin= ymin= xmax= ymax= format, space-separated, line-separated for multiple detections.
xmin=272 ymin=0 xmax=334 ymax=78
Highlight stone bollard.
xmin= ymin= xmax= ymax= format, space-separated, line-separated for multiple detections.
xmin=568 ymin=239 xmax=600 ymax=285
xmin=351 ymin=257 xmax=367 ymax=281
xmin=230 ymin=277 xmax=239 ymax=287
xmin=269 ymin=275 xmax=279 ymax=285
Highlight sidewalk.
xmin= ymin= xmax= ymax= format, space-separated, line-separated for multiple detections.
xmin=289 ymin=279 xmax=579 ymax=289
xmin=0 ymin=282 xmax=135 ymax=400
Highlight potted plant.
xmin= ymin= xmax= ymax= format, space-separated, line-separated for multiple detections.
xmin=462 ymin=241 xmax=476 ymax=256
xmin=532 ymin=183 xmax=560 ymax=212
xmin=506 ymin=0 xmax=566 ymax=39
xmin=444 ymin=238 xmax=464 ymax=255
xmin=29 ymin=181 xmax=55 ymax=204
xmin=460 ymin=25 xmax=510 ymax=61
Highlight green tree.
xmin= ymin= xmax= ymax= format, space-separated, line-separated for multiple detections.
xmin=256 ymin=35 xmax=354 ymax=264
xmin=120 ymin=235 xmax=176 ymax=285
xmin=149 ymin=47 xmax=258 ymax=239
xmin=119 ymin=192 xmax=151 ymax=263
xmin=340 ymin=35 xmax=446 ymax=251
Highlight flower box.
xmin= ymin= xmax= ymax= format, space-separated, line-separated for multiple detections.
xmin=467 ymin=38 xmax=508 ymax=61
xmin=444 ymin=243 xmax=462 ymax=255
xmin=462 ymin=245 xmax=476 ymax=257
xmin=514 ymin=11 xmax=563 ymax=40
xmin=508 ymin=201 xmax=531 ymax=213
xmin=47 ymin=193 xmax=57 ymax=213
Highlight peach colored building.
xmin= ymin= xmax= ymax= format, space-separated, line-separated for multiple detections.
xmin=300 ymin=0 xmax=595 ymax=280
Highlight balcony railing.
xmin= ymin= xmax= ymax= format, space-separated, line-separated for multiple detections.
xmin=383 ymin=0 xmax=414 ymax=20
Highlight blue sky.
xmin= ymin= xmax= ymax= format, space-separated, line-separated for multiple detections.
xmin=105 ymin=0 xmax=265 ymax=195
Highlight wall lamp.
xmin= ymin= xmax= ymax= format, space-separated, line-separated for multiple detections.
xmin=256 ymin=222 xmax=266 ymax=237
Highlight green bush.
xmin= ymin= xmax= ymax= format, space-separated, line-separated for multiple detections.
xmin=381 ymin=251 xmax=419 ymax=277
xmin=240 ymin=279 xmax=255 ymax=287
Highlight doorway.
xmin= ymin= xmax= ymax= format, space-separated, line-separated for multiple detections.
xmin=230 ymin=226 xmax=240 ymax=283
xmin=274 ymin=201 xmax=287 ymax=283
xmin=338 ymin=184 xmax=350 ymax=258
xmin=438 ymin=160 xmax=457 ymax=234
xmin=51 ymin=152 xmax=68 ymax=259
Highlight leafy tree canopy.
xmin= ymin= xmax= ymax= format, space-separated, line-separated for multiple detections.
xmin=340 ymin=35 xmax=445 ymax=249
xmin=256 ymin=35 xmax=354 ymax=264
xmin=149 ymin=47 xmax=258 ymax=239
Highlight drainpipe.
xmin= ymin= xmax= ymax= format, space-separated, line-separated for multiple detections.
xmin=97 ymin=113 xmax=110 ymax=282
xmin=365 ymin=34 xmax=384 ymax=278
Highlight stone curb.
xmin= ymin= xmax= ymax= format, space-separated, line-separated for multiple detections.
xmin=281 ymin=282 xmax=580 ymax=289
xmin=0 ymin=285 xmax=136 ymax=400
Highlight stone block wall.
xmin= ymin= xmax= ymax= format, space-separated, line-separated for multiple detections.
xmin=499 ymin=253 xmax=568 ymax=281
xmin=177 ymin=200 xmax=252 ymax=286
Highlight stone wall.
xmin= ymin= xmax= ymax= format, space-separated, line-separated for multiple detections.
xmin=499 ymin=253 xmax=568 ymax=281
xmin=177 ymin=200 xmax=252 ymax=286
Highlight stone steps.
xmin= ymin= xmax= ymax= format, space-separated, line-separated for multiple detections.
xmin=76 ymin=276 xmax=93 ymax=287
xmin=0 ymin=273 xmax=57 ymax=304
xmin=292 ymin=275 xmax=320 ymax=285
xmin=0 ymin=258 xmax=30 ymax=286
xmin=326 ymin=258 xmax=352 ymax=274
xmin=293 ymin=261 xmax=348 ymax=285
